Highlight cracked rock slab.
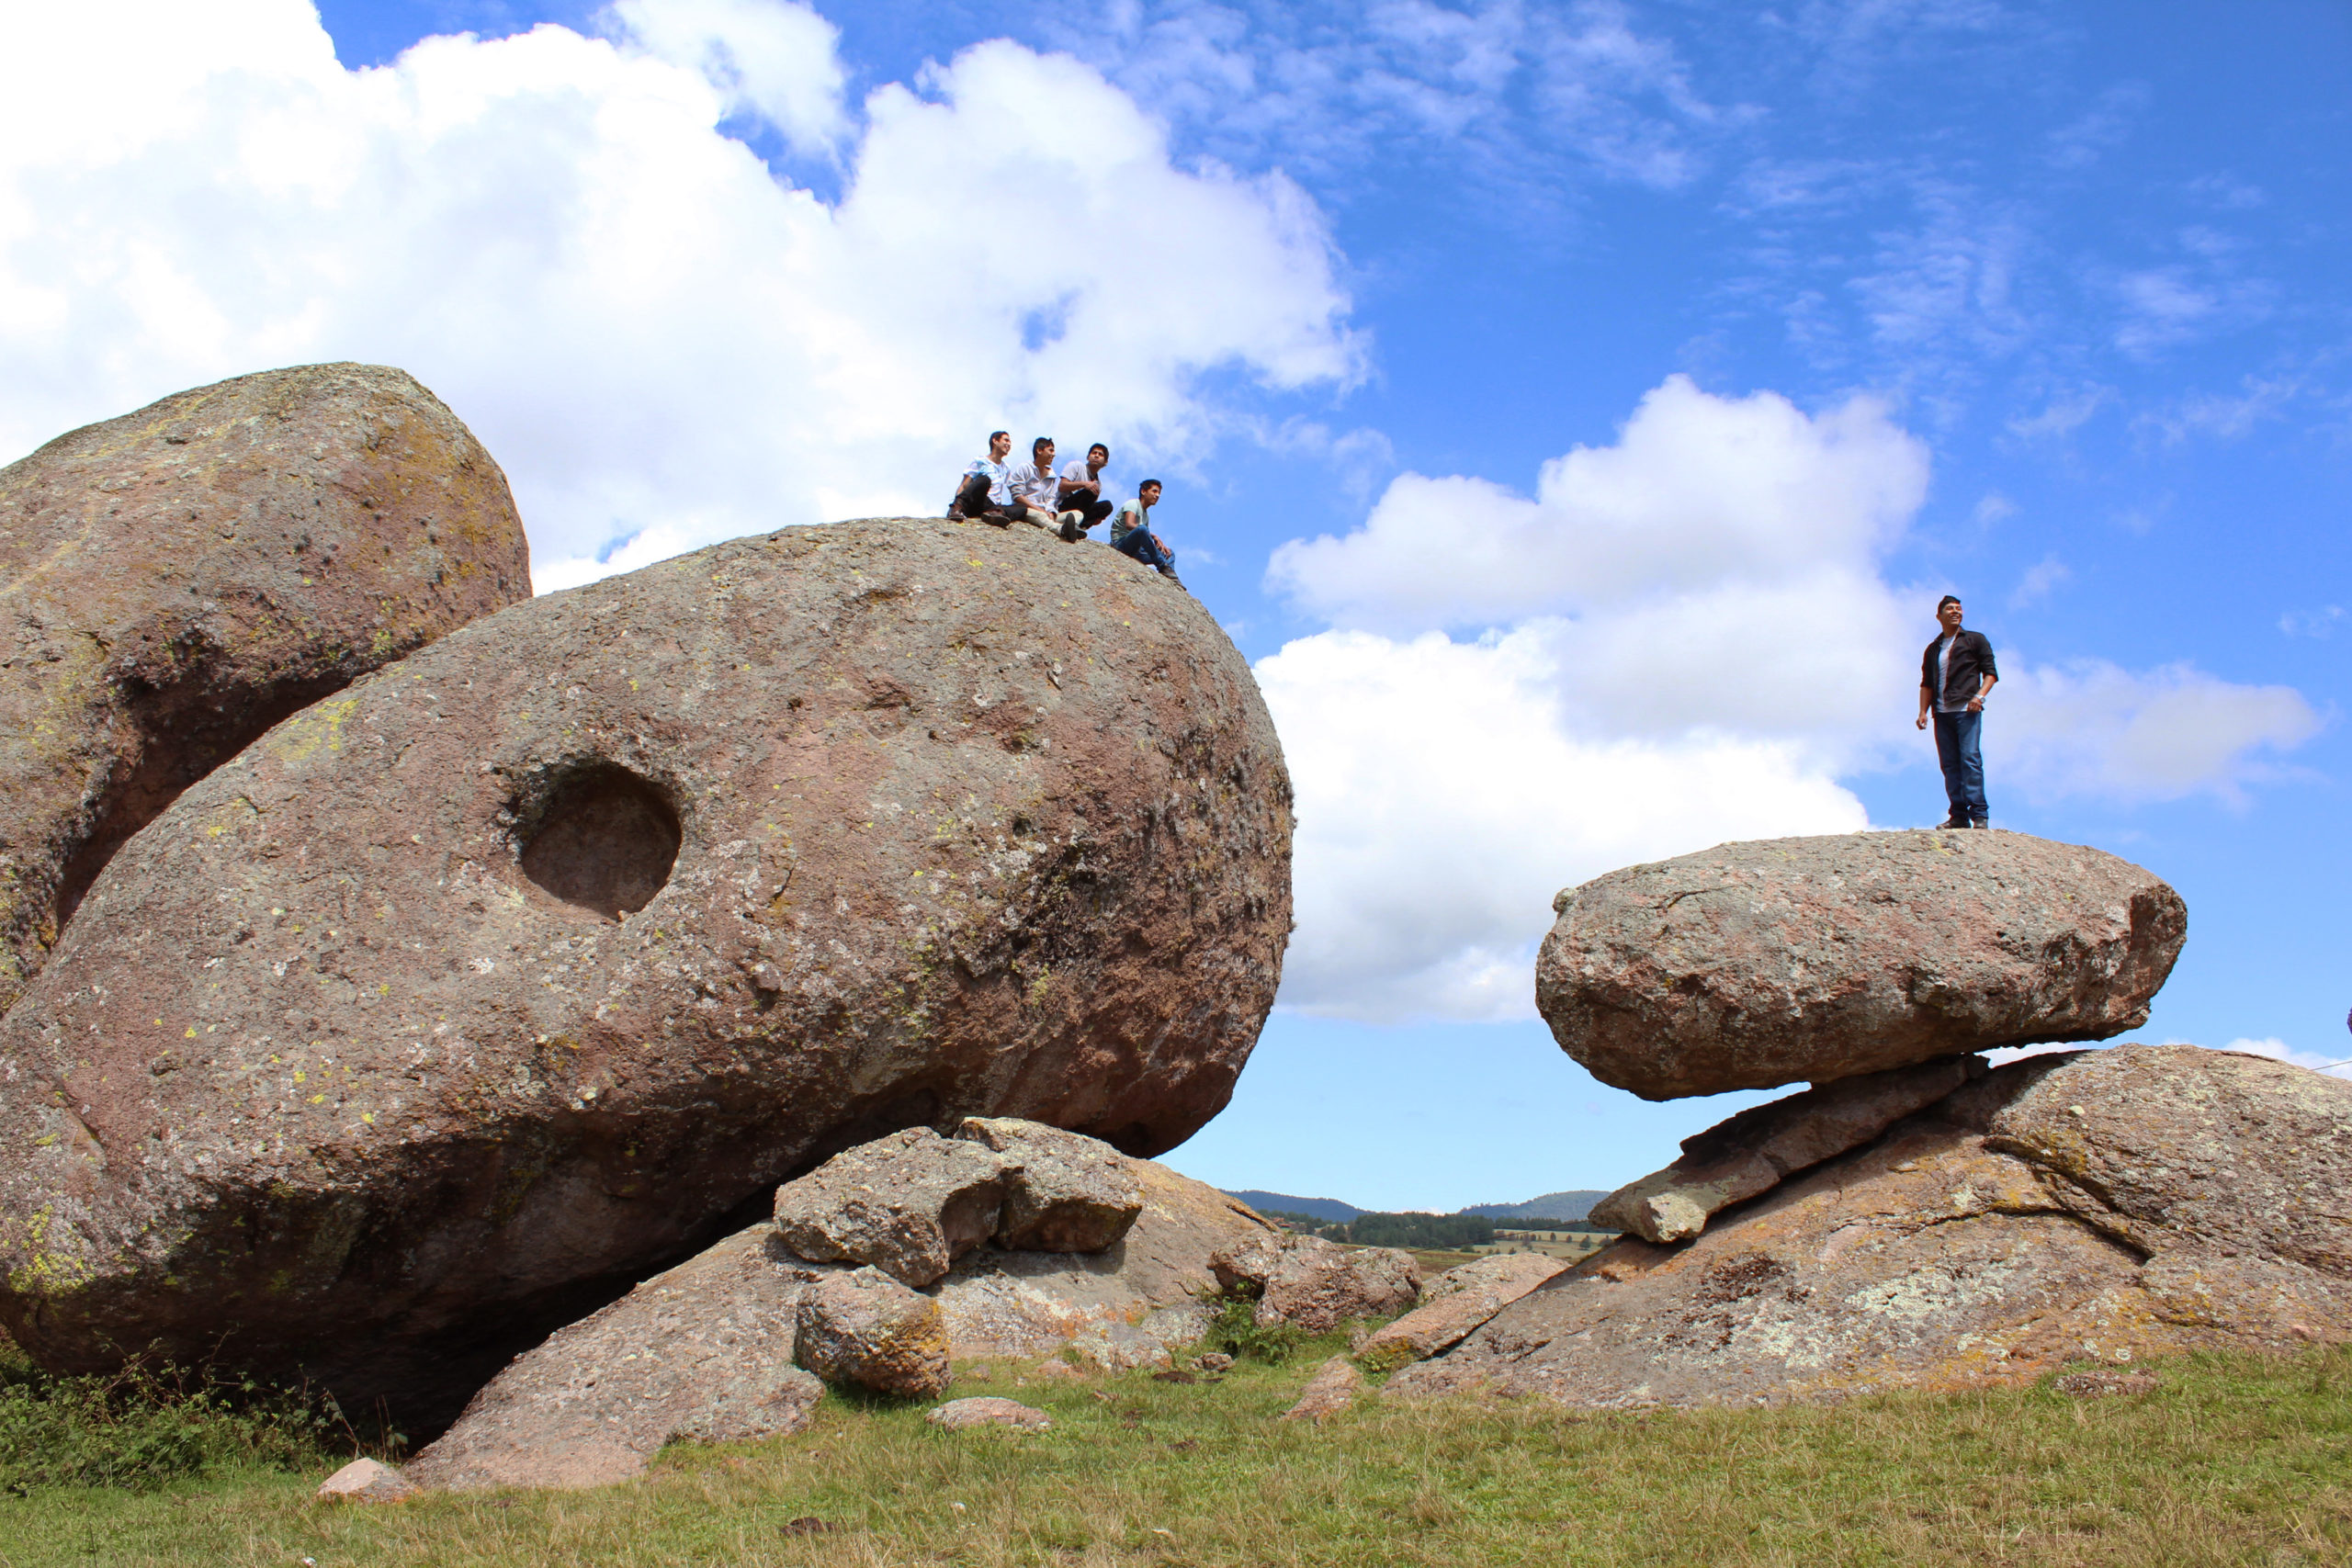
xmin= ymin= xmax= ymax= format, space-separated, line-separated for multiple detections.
xmin=1356 ymin=1253 xmax=1569 ymax=1369
xmin=1390 ymin=1044 xmax=2352 ymax=1410
xmin=1592 ymin=1055 xmax=1984 ymax=1243
xmin=774 ymin=1128 xmax=1011 ymax=1288
xmin=406 ymin=1226 xmax=824 ymax=1493
xmin=1539 ymin=831 xmax=2185 ymax=1099
xmin=956 ymin=1116 xmax=1145 ymax=1252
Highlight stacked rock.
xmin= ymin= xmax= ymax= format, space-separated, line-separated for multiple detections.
xmin=1541 ymin=830 xmax=2188 ymax=1244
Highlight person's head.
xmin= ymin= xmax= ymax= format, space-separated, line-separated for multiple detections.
xmin=1936 ymin=594 xmax=1963 ymax=632
xmin=1138 ymin=479 xmax=1162 ymax=506
xmin=1088 ymin=443 xmax=1109 ymax=469
xmin=1033 ymin=436 xmax=1055 ymax=466
xmin=988 ymin=430 xmax=1010 ymax=460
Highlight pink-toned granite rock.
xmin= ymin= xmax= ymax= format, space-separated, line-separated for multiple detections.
xmin=772 ymin=1128 xmax=1011 ymax=1289
xmin=1278 ymin=1356 xmax=1362 ymax=1422
xmin=1590 ymin=1055 xmax=1984 ymax=1244
xmin=1356 ymin=1252 xmax=1569 ymax=1369
xmin=0 ymin=515 xmax=1288 ymax=1426
xmin=1538 ymin=831 xmax=2185 ymax=1099
xmin=1388 ymin=1045 xmax=2352 ymax=1410
xmin=928 ymin=1396 xmax=1051 ymax=1431
xmin=316 ymin=1457 xmax=418 ymax=1503
xmin=956 ymin=1116 xmax=1145 ymax=1253
xmin=797 ymin=1267 xmax=952 ymax=1401
xmin=0 ymin=363 xmax=527 ymax=1016
xmin=1210 ymin=1234 xmax=1419 ymax=1334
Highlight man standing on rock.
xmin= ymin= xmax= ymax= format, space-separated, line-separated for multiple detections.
xmin=1916 ymin=593 xmax=1997 ymax=829
xmin=1057 ymin=443 xmax=1116 ymax=541
xmin=952 ymin=431 xmax=1023 ymax=525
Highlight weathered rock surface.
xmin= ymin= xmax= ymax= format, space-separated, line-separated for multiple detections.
xmin=1279 ymin=1356 xmax=1362 ymax=1422
xmin=407 ymin=1227 xmax=825 ymax=1492
xmin=1591 ymin=1055 xmax=1984 ymax=1244
xmin=317 ymin=1457 xmax=418 ymax=1503
xmin=1389 ymin=1045 xmax=2352 ymax=1409
xmin=928 ymin=1396 xmax=1051 ymax=1432
xmin=957 ymin=1116 xmax=1145 ymax=1252
xmin=0 ymin=363 xmax=527 ymax=1015
xmin=797 ymin=1267 xmax=952 ymax=1400
xmin=1538 ymin=831 xmax=2185 ymax=1099
xmin=1210 ymin=1234 xmax=1419 ymax=1334
xmin=773 ymin=1128 xmax=1010 ymax=1288
xmin=0 ymin=516 xmax=1289 ymax=1423
xmin=1356 ymin=1253 xmax=1568 ymax=1370
xmin=932 ymin=1156 xmax=1274 ymax=1360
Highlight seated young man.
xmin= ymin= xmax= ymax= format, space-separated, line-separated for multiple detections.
xmin=1056 ymin=443 xmax=1116 ymax=540
xmin=1008 ymin=437 xmax=1083 ymax=536
xmin=1110 ymin=479 xmax=1181 ymax=583
xmin=951 ymin=431 xmax=1023 ymax=525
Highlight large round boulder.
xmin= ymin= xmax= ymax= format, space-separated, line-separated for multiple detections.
xmin=1537 ymin=830 xmax=2185 ymax=1100
xmin=0 ymin=516 xmax=1290 ymax=1424
xmin=0 ymin=364 xmax=529 ymax=1015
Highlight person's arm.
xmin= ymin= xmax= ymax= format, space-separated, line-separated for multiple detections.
xmin=1917 ymin=644 xmax=1934 ymax=729
xmin=1917 ymin=684 xmax=1933 ymax=729
xmin=1965 ymin=634 xmax=1997 ymax=712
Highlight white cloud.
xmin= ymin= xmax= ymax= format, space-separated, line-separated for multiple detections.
xmin=2008 ymin=553 xmax=2068 ymax=607
xmin=1256 ymin=626 xmax=1867 ymax=1022
xmin=1266 ymin=376 xmax=1930 ymax=635
xmin=2217 ymin=1038 xmax=2352 ymax=1077
xmin=0 ymin=1 xmax=1361 ymax=588
xmin=2280 ymin=605 xmax=2345 ymax=639
xmin=1995 ymin=659 xmax=2324 ymax=806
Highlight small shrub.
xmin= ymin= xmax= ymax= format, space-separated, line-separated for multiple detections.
xmin=0 ymin=1355 xmax=355 ymax=1493
xmin=1201 ymin=1284 xmax=1304 ymax=1365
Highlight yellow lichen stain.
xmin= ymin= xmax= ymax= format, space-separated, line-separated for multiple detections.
xmin=269 ymin=696 xmax=359 ymax=763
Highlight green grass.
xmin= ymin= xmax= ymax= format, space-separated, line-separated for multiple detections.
xmin=4 ymin=1340 xmax=2349 ymax=1567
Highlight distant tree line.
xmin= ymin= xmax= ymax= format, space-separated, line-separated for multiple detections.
xmin=1261 ymin=1211 xmax=1614 ymax=1247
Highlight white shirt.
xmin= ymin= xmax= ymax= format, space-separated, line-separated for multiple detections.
xmin=962 ymin=457 xmax=1011 ymax=507
xmin=1058 ymin=457 xmax=1105 ymax=497
xmin=1935 ymin=633 xmax=1960 ymax=713
xmin=1009 ymin=461 xmax=1061 ymax=511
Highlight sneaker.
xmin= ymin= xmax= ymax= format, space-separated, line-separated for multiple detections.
xmin=1058 ymin=516 xmax=1081 ymax=543
xmin=1968 ymin=818 xmax=1990 ymax=829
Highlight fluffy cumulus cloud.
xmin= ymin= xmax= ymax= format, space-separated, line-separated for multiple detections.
xmin=0 ymin=0 xmax=1360 ymax=589
xmin=1259 ymin=376 xmax=2322 ymax=1020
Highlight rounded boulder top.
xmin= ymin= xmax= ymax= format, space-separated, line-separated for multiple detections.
xmin=1536 ymin=829 xmax=2186 ymax=1100
xmin=0 ymin=362 xmax=529 ymax=1014
xmin=0 ymin=514 xmax=1290 ymax=1425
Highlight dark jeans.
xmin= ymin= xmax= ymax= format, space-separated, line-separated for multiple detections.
xmin=1932 ymin=708 xmax=1987 ymax=824
xmin=953 ymin=474 xmax=1022 ymax=525
xmin=1113 ymin=527 xmax=1173 ymax=572
xmin=1059 ymin=492 xmax=1114 ymax=532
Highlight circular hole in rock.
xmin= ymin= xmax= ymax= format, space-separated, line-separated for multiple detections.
xmin=518 ymin=764 xmax=682 ymax=920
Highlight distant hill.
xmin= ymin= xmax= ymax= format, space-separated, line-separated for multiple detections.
xmin=1223 ymin=1190 xmax=1362 ymax=1222
xmin=1460 ymin=1190 xmax=1610 ymax=1224
xmin=1224 ymin=1189 xmax=1611 ymax=1224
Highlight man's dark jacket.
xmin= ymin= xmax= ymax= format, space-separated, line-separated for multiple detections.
xmin=1921 ymin=627 xmax=1997 ymax=710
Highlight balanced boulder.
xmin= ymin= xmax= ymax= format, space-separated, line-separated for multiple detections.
xmin=797 ymin=1267 xmax=951 ymax=1400
xmin=0 ymin=364 xmax=528 ymax=1015
xmin=1538 ymin=831 xmax=2185 ymax=1099
xmin=1389 ymin=1045 xmax=2352 ymax=1409
xmin=0 ymin=516 xmax=1290 ymax=1424
xmin=773 ymin=1128 xmax=1010 ymax=1289
xmin=957 ymin=1116 xmax=1145 ymax=1252
xmin=406 ymin=1227 xmax=824 ymax=1492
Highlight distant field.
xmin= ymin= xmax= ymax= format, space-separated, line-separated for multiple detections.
xmin=8 ymin=1340 xmax=2351 ymax=1566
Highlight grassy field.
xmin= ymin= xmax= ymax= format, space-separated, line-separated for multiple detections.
xmin=5 ymin=1336 xmax=2350 ymax=1568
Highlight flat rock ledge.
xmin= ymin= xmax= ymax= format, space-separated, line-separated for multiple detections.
xmin=1538 ymin=830 xmax=2186 ymax=1099
xmin=929 ymin=1397 xmax=1052 ymax=1432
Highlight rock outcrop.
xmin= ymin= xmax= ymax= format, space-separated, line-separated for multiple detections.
xmin=773 ymin=1129 xmax=1012 ymax=1289
xmin=0 ymin=515 xmax=1290 ymax=1424
xmin=1355 ymin=1252 xmax=1568 ymax=1370
xmin=1590 ymin=1055 xmax=1984 ymax=1244
xmin=317 ymin=1458 xmax=418 ymax=1503
xmin=928 ymin=1396 xmax=1051 ymax=1432
xmin=0 ymin=364 xmax=528 ymax=1015
xmin=1279 ymin=1356 xmax=1363 ymax=1422
xmin=1538 ymin=831 xmax=2185 ymax=1099
xmin=405 ymin=1226 xmax=826 ymax=1492
xmin=957 ymin=1116 xmax=1145 ymax=1252
xmin=796 ymin=1267 xmax=952 ymax=1400
xmin=1210 ymin=1234 xmax=1419 ymax=1334
xmin=1389 ymin=1045 xmax=2352 ymax=1409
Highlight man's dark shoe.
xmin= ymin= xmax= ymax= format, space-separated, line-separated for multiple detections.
xmin=1058 ymin=516 xmax=1082 ymax=542
xmin=1968 ymin=818 xmax=1990 ymax=829
xmin=1936 ymin=816 xmax=1968 ymax=829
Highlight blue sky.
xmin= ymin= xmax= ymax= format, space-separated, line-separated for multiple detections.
xmin=6 ymin=1 xmax=2346 ymax=1208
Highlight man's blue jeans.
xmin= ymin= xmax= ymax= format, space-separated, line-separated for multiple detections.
xmin=1932 ymin=708 xmax=1987 ymax=825
xmin=1113 ymin=528 xmax=1172 ymax=572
